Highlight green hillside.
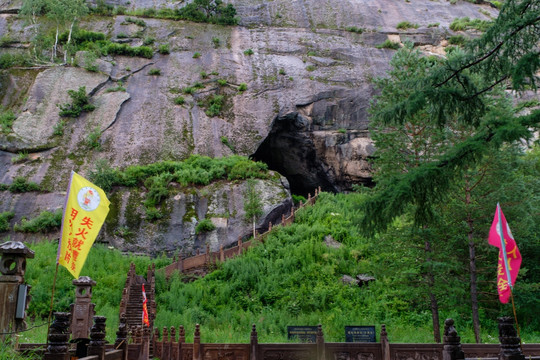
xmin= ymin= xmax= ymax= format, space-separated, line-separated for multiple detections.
xmin=18 ymin=181 xmax=540 ymax=344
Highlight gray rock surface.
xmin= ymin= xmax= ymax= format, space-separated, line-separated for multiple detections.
xmin=0 ymin=0 xmax=504 ymax=253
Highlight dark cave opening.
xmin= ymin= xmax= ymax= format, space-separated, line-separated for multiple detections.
xmin=251 ymin=114 xmax=338 ymax=197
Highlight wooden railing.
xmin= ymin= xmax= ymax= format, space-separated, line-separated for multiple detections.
xmin=149 ymin=321 xmax=540 ymax=360
xmin=161 ymin=187 xmax=322 ymax=278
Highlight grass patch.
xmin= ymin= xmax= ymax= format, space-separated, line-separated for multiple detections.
xmin=243 ymin=48 xmax=254 ymax=56
xmin=148 ymin=68 xmax=161 ymax=75
xmin=0 ymin=108 xmax=16 ymax=134
xmin=8 ymin=176 xmax=40 ymax=193
xmin=158 ymin=44 xmax=170 ymax=55
xmin=58 ymin=86 xmax=96 ymax=118
xmin=174 ymin=96 xmax=185 ymax=105
xmin=195 ymin=218 xmax=216 ymax=234
xmin=193 ymin=52 xmax=201 ymax=59
xmin=376 ymin=40 xmax=400 ymax=50
xmin=450 ymin=17 xmax=491 ymax=32
xmin=346 ymin=26 xmax=364 ymax=33
xmin=0 ymin=211 xmax=14 ymax=232
xmin=396 ymin=21 xmax=419 ymax=30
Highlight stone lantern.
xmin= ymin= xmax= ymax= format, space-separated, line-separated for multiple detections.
xmin=0 ymin=241 xmax=34 ymax=339
xmin=70 ymin=276 xmax=96 ymax=339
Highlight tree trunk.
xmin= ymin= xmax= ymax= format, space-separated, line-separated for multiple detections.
xmin=252 ymin=215 xmax=256 ymax=239
xmin=425 ymin=240 xmax=441 ymax=343
xmin=64 ymin=21 xmax=75 ymax=64
xmin=465 ymin=186 xmax=482 ymax=343
xmin=53 ymin=24 xmax=59 ymax=61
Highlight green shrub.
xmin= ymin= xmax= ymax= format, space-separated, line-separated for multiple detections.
xmin=11 ymin=152 xmax=29 ymax=164
xmin=217 ymin=79 xmax=227 ymax=86
xmin=173 ymin=0 xmax=238 ymax=25
xmin=306 ymin=65 xmax=316 ymax=72
xmin=117 ymin=32 xmax=129 ymax=39
xmin=200 ymin=71 xmax=208 ymax=79
xmin=58 ymin=86 xmax=95 ymax=118
xmin=174 ymin=96 xmax=185 ymax=105
xmin=0 ymin=211 xmax=14 ymax=232
xmin=125 ymin=17 xmax=147 ymax=27
xmin=158 ymin=44 xmax=170 ymax=55
xmin=204 ymin=95 xmax=224 ymax=117
xmin=192 ymin=82 xmax=205 ymax=89
xmin=183 ymin=87 xmax=196 ymax=95
xmin=148 ymin=68 xmax=161 ymax=75
xmin=105 ymin=84 xmax=126 ymax=92
xmin=212 ymin=37 xmax=221 ymax=47
xmin=450 ymin=17 xmax=491 ymax=32
xmin=228 ymin=160 xmax=268 ymax=180
xmin=145 ymin=206 xmax=163 ymax=220
xmin=427 ymin=23 xmax=440 ymax=28
xmin=278 ymin=68 xmax=286 ymax=75
xmin=243 ymin=48 xmax=254 ymax=55
xmin=448 ymin=34 xmax=467 ymax=46
xmin=88 ymin=159 xmax=120 ymax=193
xmin=9 ymin=176 xmax=40 ymax=193
xmin=0 ymin=53 xmax=31 ymax=69
xmin=338 ymin=128 xmax=347 ymax=134
xmin=193 ymin=52 xmax=201 ymax=59
xmin=376 ymin=40 xmax=400 ymax=50
xmin=53 ymin=120 xmax=65 ymax=136
xmin=220 ymin=136 xmax=235 ymax=152
xmin=143 ymin=37 xmax=155 ymax=45
xmin=14 ymin=209 xmax=63 ymax=233
xmin=86 ymin=127 xmax=102 ymax=150
xmin=238 ymin=83 xmax=247 ymax=92
xmin=195 ymin=218 xmax=216 ymax=234
xmin=292 ymin=194 xmax=307 ymax=205
xmin=0 ymin=108 xmax=16 ymax=134
xmin=396 ymin=21 xmax=419 ymax=30
xmin=346 ymin=26 xmax=364 ymax=33
xmin=103 ymin=43 xmax=153 ymax=59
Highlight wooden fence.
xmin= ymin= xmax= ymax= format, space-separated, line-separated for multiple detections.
xmin=160 ymin=188 xmax=321 ymax=278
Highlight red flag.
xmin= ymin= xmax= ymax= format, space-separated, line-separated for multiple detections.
xmin=488 ymin=203 xmax=521 ymax=303
xmin=142 ymin=284 xmax=150 ymax=327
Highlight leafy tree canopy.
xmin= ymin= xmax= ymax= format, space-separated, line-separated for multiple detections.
xmin=360 ymin=0 xmax=540 ymax=233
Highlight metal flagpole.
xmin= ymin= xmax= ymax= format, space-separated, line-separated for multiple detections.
xmin=46 ymin=263 xmax=60 ymax=345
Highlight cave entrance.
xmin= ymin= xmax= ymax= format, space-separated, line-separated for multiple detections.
xmin=251 ymin=114 xmax=338 ymax=197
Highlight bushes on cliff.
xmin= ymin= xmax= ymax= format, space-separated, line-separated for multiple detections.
xmin=174 ymin=0 xmax=238 ymax=25
xmin=58 ymin=86 xmax=95 ymax=118
xmin=13 ymin=209 xmax=62 ymax=233
xmin=0 ymin=211 xmax=14 ymax=232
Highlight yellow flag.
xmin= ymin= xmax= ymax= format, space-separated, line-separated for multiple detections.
xmin=57 ymin=172 xmax=110 ymax=278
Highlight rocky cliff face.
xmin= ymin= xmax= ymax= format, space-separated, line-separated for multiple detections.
xmin=0 ymin=0 xmax=498 ymax=253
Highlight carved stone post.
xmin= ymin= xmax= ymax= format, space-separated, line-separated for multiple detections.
xmin=498 ymin=317 xmax=524 ymax=360
xmin=380 ymin=324 xmax=390 ymax=360
xmin=140 ymin=326 xmax=150 ymax=360
xmin=170 ymin=327 xmax=177 ymax=360
xmin=316 ymin=324 xmax=325 ymax=360
xmin=238 ymin=239 xmax=243 ymax=255
xmin=87 ymin=316 xmax=107 ymax=360
xmin=162 ymin=327 xmax=170 ymax=360
xmin=0 ymin=241 xmax=35 ymax=340
xmin=178 ymin=325 xmax=185 ymax=360
xmin=205 ymin=244 xmax=210 ymax=264
xmin=70 ymin=276 xmax=96 ymax=340
xmin=44 ymin=312 xmax=71 ymax=360
xmin=443 ymin=319 xmax=464 ymax=360
xmin=250 ymin=324 xmax=258 ymax=360
xmin=193 ymin=324 xmax=201 ymax=360
xmin=153 ymin=327 xmax=160 ymax=359
xmin=115 ymin=314 xmax=128 ymax=360
xmin=220 ymin=246 xmax=224 ymax=262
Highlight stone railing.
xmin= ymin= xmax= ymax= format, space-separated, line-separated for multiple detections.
xmin=119 ymin=263 xmax=137 ymax=321
xmin=161 ymin=187 xmax=322 ymax=278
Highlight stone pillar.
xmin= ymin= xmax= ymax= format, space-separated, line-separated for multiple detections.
xmin=170 ymin=327 xmax=177 ymax=360
xmin=205 ymin=244 xmax=210 ymax=264
xmin=238 ymin=239 xmax=243 ymax=255
xmin=44 ymin=312 xmax=71 ymax=360
xmin=219 ymin=246 xmax=224 ymax=262
xmin=498 ymin=317 xmax=524 ymax=360
xmin=443 ymin=319 xmax=464 ymax=360
xmin=70 ymin=276 xmax=96 ymax=340
xmin=115 ymin=314 xmax=128 ymax=360
xmin=0 ymin=241 xmax=35 ymax=340
xmin=162 ymin=327 xmax=169 ymax=360
xmin=178 ymin=325 xmax=185 ymax=360
xmin=87 ymin=316 xmax=107 ymax=360
xmin=193 ymin=324 xmax=201 ymax=360
xmin=380 ymin=324 xmax=390 ymax=360
xmin=140 ymin=326 xmax=150 ymax=360
xmin=316 ymin=324 xmax=325 ymax=360
xmin=250 ymin=324 xmax=258 ymax=360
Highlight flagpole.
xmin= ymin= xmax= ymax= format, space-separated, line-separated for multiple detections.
xmin=510 ymin=291 xmax=522 ymax=346
xmin=46 ymin=263 xmax=60 ymax=345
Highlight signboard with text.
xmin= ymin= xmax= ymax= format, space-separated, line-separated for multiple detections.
xmin=345 ymin=326 xmax=376 ymax=343
xmin=287 ymin=326 xmax=318 ymax=343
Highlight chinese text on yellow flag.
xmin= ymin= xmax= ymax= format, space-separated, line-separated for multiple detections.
xmin=57 ymin=172 xmax=110 ymax=278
